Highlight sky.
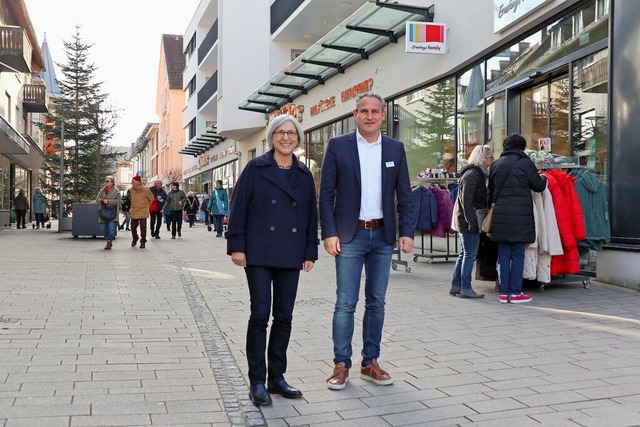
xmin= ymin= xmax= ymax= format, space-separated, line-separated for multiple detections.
xmin=25 ymin=0 xmax=201 ymax=147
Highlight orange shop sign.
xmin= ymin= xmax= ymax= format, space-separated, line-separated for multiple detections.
xmin=341 ymin=78 xmax=374 ymax=103
xmin=310 ymin=96 xmax=336 ymax=116
xmin=269 ymin=104 xmax=305 ymax=122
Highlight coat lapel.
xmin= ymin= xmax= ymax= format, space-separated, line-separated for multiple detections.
xmin=347 ymin=132 xmax=361 ymax=188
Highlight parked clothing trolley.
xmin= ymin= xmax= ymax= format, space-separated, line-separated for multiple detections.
xmin=411 ymin=170 xmax=459 ymax=264
xmin=532 ymin=161 xmax=602 ymax=292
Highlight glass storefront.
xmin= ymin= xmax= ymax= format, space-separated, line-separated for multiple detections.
xmin=0 ymin=155 xmax=10 ymax=210
xmin=183 ymin=160 xmax=239 ymax=200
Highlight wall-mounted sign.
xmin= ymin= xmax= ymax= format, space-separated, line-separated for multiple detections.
xmin=341 ymin=78 xmax=374 ymax=103
xmin=494 ymin=0 xmax=552 ymax=33
xmin=269 ymin=104 xmax=305 ymax=122
xmin=405 ymin=22 xmax=447 ymax=55
xmin=197 ymin=154 xmax=209 ymax=168
xmin=310 ymin=96 xmax=336 ymax=116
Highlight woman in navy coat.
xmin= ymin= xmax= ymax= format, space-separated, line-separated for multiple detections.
xmin=226 ymin=114 xmax=318 ymax=406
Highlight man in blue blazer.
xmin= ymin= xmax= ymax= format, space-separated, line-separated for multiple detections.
xmin=319 ymin=92 xmax=416 ymax=390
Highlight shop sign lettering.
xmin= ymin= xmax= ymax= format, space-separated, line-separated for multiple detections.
xmin=310 ymin=96 xmax=336 ymax=116
xmin=494 ymin=0 xmax=551 ymax=33
xmin=341 ymin=78 xmax=374 ymax=103
xmin=269 ymin=104 xmax=305 ymax=122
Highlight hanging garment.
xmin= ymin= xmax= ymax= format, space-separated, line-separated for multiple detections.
xmin=412 ymin=185 xmax=438 ymax=231
xmin=571 ymin=169 xmax=610 ymax=251
xmin=428 ymin=186 xmax=454 ymax=238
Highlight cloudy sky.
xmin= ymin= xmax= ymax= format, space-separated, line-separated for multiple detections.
xmin=25 ymin=0 xmax=200 ymax=147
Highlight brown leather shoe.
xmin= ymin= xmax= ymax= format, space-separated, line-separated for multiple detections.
xmin=360 ymin=360 xmax=393 ymax=386
xmin=104 ymin=241 xmax=112 ymax=250
xmin=326 ymin=362 xmax=349 ymax=390
xmin=131 ymin=238 xmax=138 ymax=247
xmin=140 ymin=242 xmax=145 ymax=249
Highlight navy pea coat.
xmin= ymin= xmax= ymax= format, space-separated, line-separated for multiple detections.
xmin=226 ymin=150 xmax=319 ymax=269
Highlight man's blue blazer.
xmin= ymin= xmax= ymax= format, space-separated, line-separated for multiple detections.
xmin=319 ymin=132 xmax=416 ymax=245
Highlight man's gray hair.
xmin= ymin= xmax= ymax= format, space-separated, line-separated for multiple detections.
xmin=355 ymin=92 xmax=386 ymax=111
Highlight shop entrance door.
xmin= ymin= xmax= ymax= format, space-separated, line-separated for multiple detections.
xmin=519 ymin=75 xmax=570 ymax=158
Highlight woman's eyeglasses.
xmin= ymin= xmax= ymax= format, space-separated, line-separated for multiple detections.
xmin=274 ymin=130 xmax=298 ymax=138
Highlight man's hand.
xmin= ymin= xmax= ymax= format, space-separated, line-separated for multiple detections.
xmin=323 ymin=237 xmax=341 ymax=257
xmin=399 ymin=236 xmax=414 ymax=253
xmin=231 ymin=252 xmax=246 ymax=268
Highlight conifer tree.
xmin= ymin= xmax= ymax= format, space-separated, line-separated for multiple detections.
xmin=40 ymin=26 xmax=121 ymax=210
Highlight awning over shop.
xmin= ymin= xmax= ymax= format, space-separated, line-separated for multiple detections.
xmin=179 ymin=125 xmax=226 ymax=157
xmin=239 ymin=0 xmax=434 ymax=114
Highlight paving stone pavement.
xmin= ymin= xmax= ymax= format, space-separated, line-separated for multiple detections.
xmin=1 ymin=220 xmax=640 ymax=426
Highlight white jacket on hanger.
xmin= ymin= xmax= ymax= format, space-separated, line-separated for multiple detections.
xmin=524 ymin=187 xmax=563 ymax=283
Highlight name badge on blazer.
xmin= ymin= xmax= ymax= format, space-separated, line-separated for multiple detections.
xmin=385 ymin=161 xmax=395 ymax=168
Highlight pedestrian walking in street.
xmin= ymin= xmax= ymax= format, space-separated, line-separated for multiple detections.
xmin=489 ymin=134 xmax=547 ymax=303
xmin=14 ymin=189 xmax=29 ymax=229
xmin=149 ymin=179 xmax=167 ymax=239
xmin=119 ymin=193 xmax=131 ymax=231
xmin=208 ymin=179 xmax=228 ymax=237
xmin=96 ymin=176 xmax=121 ymax=250
xmin=184 ymin=191 xmax=200 ymax=228
xmin=165 ymin=182 xmax=187 ymax=239
xmin=202 ymin=191 xmax=210 ymax=230
xmin=319 ymin=92 xmax=416 ymax=391
xmin=128 ymin=175 xmax=154 ymax=249
xmin=32 ymin=187 xmax=48 ymax=229
xmin=226 ymin=114 xmax=318 ymax=406
xmin=450 ymin=144 xmax=494 ymax=299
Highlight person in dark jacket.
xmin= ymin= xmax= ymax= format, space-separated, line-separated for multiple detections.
xmin=165 ymin=182 xmax=187 ymax=239
xmin=149 ymin=180 xmax=167 ymax=238
xmin=227 ymin=114 xmax=318 ymax=406
xmin=450 ymin=144 xmax=494 ymax=298
xmin=14 ymin=189 xmax=29 ymax=229
xmin=489 ymin=134 xmax=547 ymax=303
xmin=184 ymin=191 xmax=200 ymax=227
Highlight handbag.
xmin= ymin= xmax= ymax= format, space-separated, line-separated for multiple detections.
xmin=98 ymin=204 xmax=117 ymax=222
xmin=481 ymin=204 xmax=494 ymax=234
xmin=475 ymin=207 xmax=489 ymax=231
xmin=149 ymin=199 xmax=159 ymax=213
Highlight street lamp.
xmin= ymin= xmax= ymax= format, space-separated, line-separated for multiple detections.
xmin=58 ymin=101 xmax=65 ymax=233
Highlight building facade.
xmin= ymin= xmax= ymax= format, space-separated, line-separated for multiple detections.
xmin=182 ymin=0 xmax=638 ymax=288
xmin=0 ymin=0 xmax=49 ymax=227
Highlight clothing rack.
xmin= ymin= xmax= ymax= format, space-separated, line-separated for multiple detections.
xmin=412 ymin=176 xmax=459 ymax=264
xmin=391 ymin=237 xmax=411 ymax=273
xmin=535 ymin=164 xmax=592 ymax=291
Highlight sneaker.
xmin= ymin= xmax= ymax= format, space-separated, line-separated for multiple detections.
xmin=360 ymin=360 xmax=393 ymax=386
xmin=509 ymin=293 xmax=533 ymax=304
xmin=498 ymin=294 xmax=509 ymax=303
xmin=326 ymin=362 xmax=349 ymax=390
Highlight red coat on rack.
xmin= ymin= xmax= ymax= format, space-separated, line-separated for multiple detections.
xmin=543 ymin=170 xmax=586 ymax=275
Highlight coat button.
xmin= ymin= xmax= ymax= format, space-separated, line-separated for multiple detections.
xmin=292 ymin=201 xmax=297 ymax=206
xmin=270 ymin=226 xmax=275 ymax=231
xmin=271 ymin=199 xmax=277 ymax=204
xmin=291 ymin=228 xmax=297 ymax=233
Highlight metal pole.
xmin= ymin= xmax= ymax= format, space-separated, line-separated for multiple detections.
xmin=58 ymin=103 xmax=65 ymax=233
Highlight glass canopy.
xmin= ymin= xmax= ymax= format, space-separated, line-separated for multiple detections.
xmin=239 ymin=1 xmax=433 ymax=114
xmin=179 ymin=125 xmax=226 ymax=157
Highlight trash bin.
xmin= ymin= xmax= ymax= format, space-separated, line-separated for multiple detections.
xmin=71 ymin=203 xmax=117 ymax=239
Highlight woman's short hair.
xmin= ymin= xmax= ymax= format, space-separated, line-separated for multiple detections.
xmin=171 ymin=181 xmax=179 ymax=189
xmin=104 ymin=176 xmax=115 ymax=184
xmin=503 ymin=133 xmax=527 ymax=151
xmin=266 ymin=115 xmax=304 ymax=149
xmin=467 ymin=144 xmax=493 ymax=167
xmin=215 ymin=179 xmax=223 ymax=186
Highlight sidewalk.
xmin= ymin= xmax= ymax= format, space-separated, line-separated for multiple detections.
xmin=1 ymin=221 xmax=640 ymax=426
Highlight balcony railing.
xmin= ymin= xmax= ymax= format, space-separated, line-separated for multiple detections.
xmin=0 ymin=26 xmax=32 ymax=73
xmin=270 ymin=0 xmax=305 ymax=34
xmin=198 ymin=19 xmax=218 ymax=66
xmin=22 ymin=84 xmax=49 ymax=113
xmin=197 ymin=71 xmax=218 ymax=110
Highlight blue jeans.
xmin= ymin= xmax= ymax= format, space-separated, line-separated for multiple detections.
xmin=452 ymin=232 xmax=480 ymax=289
xmin=100 ymin=220 xmax=117 ymax=242
xmin=497 ymin=242 xmax=526 ymax=295
xmin=332 ymin=227 xmax=394 ymax=369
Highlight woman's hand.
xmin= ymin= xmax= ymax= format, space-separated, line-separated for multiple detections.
xmin=303 ymin=260 xmax=314 ymax=272
xmin=231 ymin=252 xmax=246 ymax=268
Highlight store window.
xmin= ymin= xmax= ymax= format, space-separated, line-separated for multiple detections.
xmin=572 ymin=49 xmax=608 ymax=182
xmin=394 ymin=78 xmax=455 ymax=182
xmin=0 ymin=156 xmax=9 ymax=210
xmin=457 ymin=65 xmax=485 ymax=167
xmin=308 ymin=121 xmax=340 ymax=185
xmin=485 ymin=92 xmax=507 ymax=158
xmin=487 ymin=0 xmax=608 ymax=91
